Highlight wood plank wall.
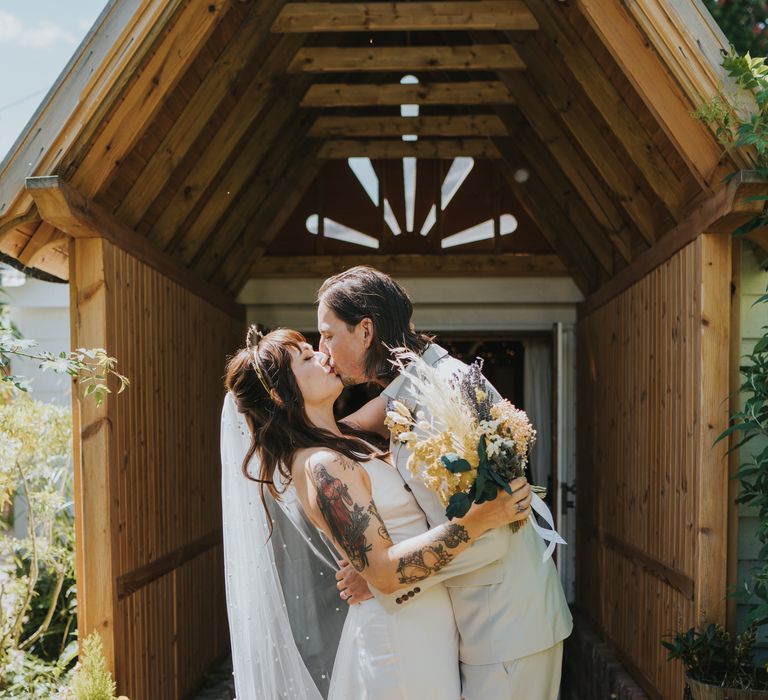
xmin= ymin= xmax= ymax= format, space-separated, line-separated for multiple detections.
xmin=70 ymin=238 xmax=244 ymax=698
xmin=576 ymin=234 xmax=732 ymax=698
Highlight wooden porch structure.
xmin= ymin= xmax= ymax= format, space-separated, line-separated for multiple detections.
xmin=1 ymin=0 xmax=768 ymax=697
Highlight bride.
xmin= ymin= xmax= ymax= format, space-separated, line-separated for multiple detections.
xmin=221 ymin=327 xmax=532 ymax=699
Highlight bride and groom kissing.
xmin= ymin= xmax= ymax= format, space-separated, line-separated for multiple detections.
xmin=221 ymin=266 xmax=573 ymax=699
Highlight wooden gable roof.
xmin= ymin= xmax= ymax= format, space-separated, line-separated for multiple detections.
xmin=0 ymin=0 xmax=759 ymax=300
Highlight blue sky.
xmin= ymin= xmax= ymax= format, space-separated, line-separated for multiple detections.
xmin=0 ymin=1 xmax=107 ymax=162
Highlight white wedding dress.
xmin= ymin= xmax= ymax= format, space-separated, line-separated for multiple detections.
xmin=327 ymin=455 xmax=461 ymax=699
xmin=221 ymin=393 xmax=460 ymax=700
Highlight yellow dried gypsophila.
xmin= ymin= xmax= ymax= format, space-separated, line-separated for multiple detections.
xmin=408 ymin=428 xmax=478 ymax=505
xmin=490 ymin=400 xmax=537 ymax=458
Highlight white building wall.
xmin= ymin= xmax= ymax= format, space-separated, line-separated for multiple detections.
xmin=4 ymin=277 xmax=71 ymax=406
xmin=238 ymin=276 xmax=583 ymax=332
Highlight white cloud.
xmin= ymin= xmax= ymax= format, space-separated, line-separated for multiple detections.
xmin=0 ymin=10 xmax=77 ymax=49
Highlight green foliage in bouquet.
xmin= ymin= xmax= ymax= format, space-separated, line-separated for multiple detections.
xmin=444 ymin=436 xmax=521 ymax=520
xmin=662 ymin=622 xmax=768 ymax=690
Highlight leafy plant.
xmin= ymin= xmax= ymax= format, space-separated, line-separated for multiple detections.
xmin=704 ymin=1 xmax=768 ymax=57
xmin=714 ymin=280 xmax=768 ymax=627
xmin=662 ymin=622 xmax=768 ymax=690
xmin=0 ymin=304 xmax=129 ymax=405
xmin=62 ymin=632 xmax=118 ymax=700
xmin=0 ymin=394 xmax=78 ymax=690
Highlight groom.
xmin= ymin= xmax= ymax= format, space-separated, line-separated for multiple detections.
xmin=316 ymin=266 xmax=573 ymax=700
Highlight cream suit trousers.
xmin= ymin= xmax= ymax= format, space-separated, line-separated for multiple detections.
xmin=460 ymin=641 xmax=564 ymax=700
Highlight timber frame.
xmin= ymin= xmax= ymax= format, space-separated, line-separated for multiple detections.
xmin=1 ymin=1 xmax=768 ymax=698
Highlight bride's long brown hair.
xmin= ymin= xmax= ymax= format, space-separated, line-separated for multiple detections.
xmin=224 ymin=328 xmax=381 ymax=507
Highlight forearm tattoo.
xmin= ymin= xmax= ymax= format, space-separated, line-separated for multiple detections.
xmin=396 ymin=523 xmax=470 ymax=584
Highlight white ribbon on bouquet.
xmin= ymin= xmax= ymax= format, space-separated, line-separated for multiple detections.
xmin=528 ymin=491 xmax=567 ymax=561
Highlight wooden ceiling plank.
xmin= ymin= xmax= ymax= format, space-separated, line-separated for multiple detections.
xmin=17 ymin=224 xmax=68 ymax=268
xmin=493 ymin=153 xmax=597 ymax=294
xmin=67 ymin=0 xmax=234 ymax=200
xmin=272 ymin=1 xmax=538 ymax=32
xmin=624 ymin=0 xmax=749 ymax=171
xmin=309 ymin=115 xmax=508 ymax=137
xmin=190 ymin=118 xmax=318 ymax=280
xmin=287 ymin=45 xmax=525 ymax=73
xmin=0 ymin=208 xmax=41 ymax=248
xmin=25 ymin=176 xmax=241 ymax=318
xmin=218 ymin=146 xmax=324 ymax=292
xmin=496 ymin=75 xmax=644 ymax=256
xmin=115 ymin=0 xmax=290 ymax=229
xmin=167 ymin=77 xmax=312 ymax=264
xmin=494 ymin=135 xmax=616 ymax=275
xmin=575 ymin=0 xmax=729 ymax=191
xmin=515 ymin=2 xmax=692 ymax=219
xmin=0 ymin=0 xmax=178 ymax=226
xmin=249 ymin=253 xmax=567 ymax=278
xmin=318 ymin=139 xmax=501 ymax=159
xmin=145 ymin=35 xmax=307 ymax=251
xmin=582 ymin=170 xmax=768 ymax=315
xmin=499 ymin=37 xmax=662 ymax=244
xmin=301 ymin=81 xmax=515 ymax=107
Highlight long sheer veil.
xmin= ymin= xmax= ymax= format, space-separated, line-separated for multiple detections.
xmin=220 ymin=392 xmax=347 ymax=699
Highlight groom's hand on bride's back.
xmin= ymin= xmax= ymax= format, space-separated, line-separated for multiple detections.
xmin=336 ymin=559 xmax=374 ymax=605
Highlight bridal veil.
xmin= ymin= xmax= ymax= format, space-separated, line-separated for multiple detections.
xmin=220 ymin=392 xmax=346 ymax=699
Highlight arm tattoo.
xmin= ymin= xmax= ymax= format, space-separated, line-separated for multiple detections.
xmin=396 ymin=523 xmax=470 ymax=584
xmin=368 ymin=502 xmax=391 ymax=541
xmin=313 ymin=463 xmax=372 ymax=571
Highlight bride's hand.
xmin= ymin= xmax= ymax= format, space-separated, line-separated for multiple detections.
xmin=466 ymin=477 xmax=532 ymax=532
xmin=336 ymin=559 xmax=374 ymax=605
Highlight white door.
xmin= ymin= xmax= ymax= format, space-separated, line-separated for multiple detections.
xmin=552 ymin=322 xmax=576 ymax=602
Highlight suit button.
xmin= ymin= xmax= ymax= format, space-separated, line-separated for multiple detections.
xmin=414 ymin=587 xmax=421 ymax=593
xmin=395 ymin=597 xmax=402 ymax=604
xmin=404 ymin=483 xmax=412 ymax=492
xmin=407 ymin=590 xmax=415 ymax=598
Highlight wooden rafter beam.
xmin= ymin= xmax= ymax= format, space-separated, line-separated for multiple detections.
xmin=582 ymin=170 xmax=768 ymax=315
xmin=493 ymin=144 xmax=600 ymax=293
xmin=494 ymin=136 xmax=615 ymax=276
xmin=63 ymin=0 xmax=233 ymax=201
xmin=492 ymin=95 xmax=637 ymax=262
xmin=218 ymin=145 xmax=325 ymax=292
xmin=0 ymin=208 xmax=40 ymax=248
xmin=17 ymin=224 xmax=68 ymax=268
xmin=309 ymin=115 xmax=507 ymax=137
xmin=287 ymin=45 xmax=524 ymax=73
xmin=318 ymin=139 xmax=501 ymax=159
xmin=113 ymin=0 xmax=293 ymax=229
xmin=301 ymin=81 xmax=515 ymax=107
xmin=272 ymin=1 xmax=538 ymax=32
xmin=189 ymin=113 xmax=318 ymax=279
xmin=25 ymin=176 xmax=242 ymax=318
xmin=574 ymin=0 xmax=729 ymax=192
xmin=145 ymin=34 xmax=308 ymax=251
xmin=499 ymin=32 xmax=662 ymax=246
xmin=249 ymin=254 xmax=567 ymax=278
xmin=514 ymin=2 xmax=693 ymax=218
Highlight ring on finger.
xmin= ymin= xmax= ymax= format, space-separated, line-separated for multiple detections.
xmin=516 ymin=502 xmax=526 ymax=513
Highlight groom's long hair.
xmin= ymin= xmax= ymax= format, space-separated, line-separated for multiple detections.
xmin=317 ymin=266 xmax=433 ymax=383
xmin=225 ymin=328 xmax=382 ymax=529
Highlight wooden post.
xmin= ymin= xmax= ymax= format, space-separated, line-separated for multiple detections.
xmin=694 ymin=232 xmax=732 ymax=625
xmin=69 ymin=237 xmax=119 ymax=673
